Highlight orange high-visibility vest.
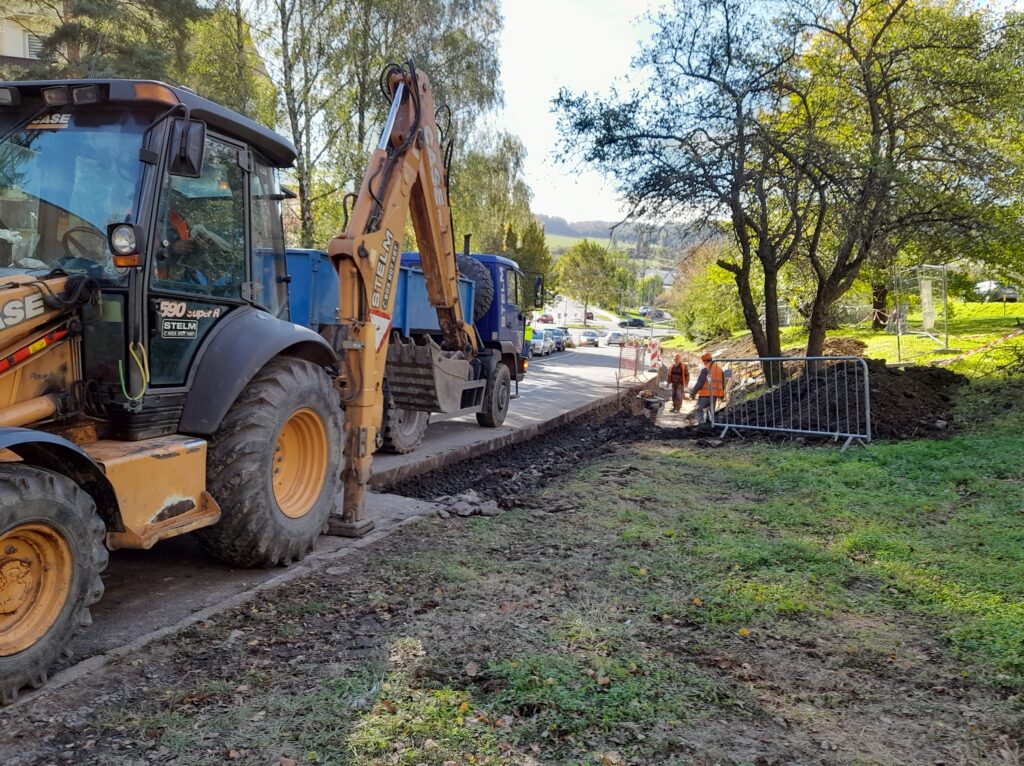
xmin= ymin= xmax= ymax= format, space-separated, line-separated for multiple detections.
xmin=698 ymin=363 xmax=725 ymax=398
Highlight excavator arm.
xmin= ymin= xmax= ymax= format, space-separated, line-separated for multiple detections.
xmin=327 ymin=62 xmax=475 ymax=536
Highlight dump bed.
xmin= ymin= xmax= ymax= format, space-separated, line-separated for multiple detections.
xmin=285 ymin=249 xmax=474 ymax=334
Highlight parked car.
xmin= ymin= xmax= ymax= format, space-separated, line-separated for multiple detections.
xmin=618 ymin=317 xmax=646 ymax=328
xmin=538 ymin=313 xmax=554 ymax=323
xmin=976 ymin=280 xmax=1019 ymax=302
xmin=639 ymin=305 xmax=652 ymax=315
xmin=530 ymin=328 xmax=555 ymax=356
xmin=557 ymin=327 xmax=575 ymax=348
xmin=578 ymin=329 xmax=600 ymax=347
xmin=547 ymin=327 xmax=566 ymax=352
xmin=585 ymin=311 xmax=594 ymax=320
xmin=605 ymin=331 xmax=626 ymax=346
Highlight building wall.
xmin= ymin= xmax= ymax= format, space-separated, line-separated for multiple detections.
xmin=0 ymin=3 xmax=58 ymax=63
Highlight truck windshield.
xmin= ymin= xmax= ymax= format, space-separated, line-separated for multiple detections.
xmin=0 ymin=106 xmax=149 ymax=281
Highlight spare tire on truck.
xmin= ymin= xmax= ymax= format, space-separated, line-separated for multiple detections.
xmin=198 ymin=357 xmax=344 ymax=568
xmin=457 ymin=255 xmax=494 ymax=324
xmin=0 ymin=465 xmax=107 ymax=705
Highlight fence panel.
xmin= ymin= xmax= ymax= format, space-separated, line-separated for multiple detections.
xmin=710 ymin=356 xmax=871 ymax=449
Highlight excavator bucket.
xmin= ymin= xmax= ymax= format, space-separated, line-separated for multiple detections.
xmin=386 ymin=334 xmax=471 ymax=413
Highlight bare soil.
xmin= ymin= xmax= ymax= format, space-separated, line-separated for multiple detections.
xmin=2 ymin=409 xmax=1020 ymax=765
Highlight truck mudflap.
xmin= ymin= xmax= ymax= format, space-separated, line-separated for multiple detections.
xmin=386 ymin=334 xmax=476 ymax=414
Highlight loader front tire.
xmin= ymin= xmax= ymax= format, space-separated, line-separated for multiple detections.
xmin=198 ymin=357 xmax=343 ymax=568
xmin=0 ymin=465 xmax=107 ymax=705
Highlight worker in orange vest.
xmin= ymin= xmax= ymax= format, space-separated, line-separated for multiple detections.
xmin=667 ymin=353 xmax=689 ymax=412
xmin=689 ymin=352 xmax=725 ymax=424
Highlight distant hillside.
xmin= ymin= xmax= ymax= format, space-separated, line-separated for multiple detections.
xmin=537 ymin=214 xmax=638 ymax=244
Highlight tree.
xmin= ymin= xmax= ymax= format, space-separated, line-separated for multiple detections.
xmin=792 ymin=0 xmax=1024 ymax=357
xmin=555 ymin=0 xmax=813 ymax=381
xmin=555 ymin=240 xmax=612 ymax=325
xmin=26 ymin=0 xmax=204 ymax=80
xmin=513 ymin=218 xmax=554 ymax=287
xmin=557 ymin=0 xmax=1024 ymax=365
xmin=182 ymin=1 xmax=278 ymax=126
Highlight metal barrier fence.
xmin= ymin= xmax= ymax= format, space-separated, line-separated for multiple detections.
xmin=710 ymin=356 xmax=871 ymax=450
xmin=617 ymin=344 xmax=645 ymax=382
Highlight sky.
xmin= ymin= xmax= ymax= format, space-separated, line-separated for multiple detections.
xmin=497 ymin=0 xmax=662 ymax=224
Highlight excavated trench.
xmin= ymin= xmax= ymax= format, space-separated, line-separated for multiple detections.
xmin=383 ymin=358 xmax=968 ymax=507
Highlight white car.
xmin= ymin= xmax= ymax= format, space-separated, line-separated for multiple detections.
xmin=604 ymin=331 xmax=626 ymax=346
xmin=530 ymin=328 xmax=555 ymax=356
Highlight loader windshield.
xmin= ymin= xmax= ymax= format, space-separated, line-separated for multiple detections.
xmin=0 ymin=106 xmax=149 ymax=280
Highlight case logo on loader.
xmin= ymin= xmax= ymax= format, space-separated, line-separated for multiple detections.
xmin=0 ymin=293 xmax=46 ymax=330
xmin=26 ymin=113 xmax=71 ymax=130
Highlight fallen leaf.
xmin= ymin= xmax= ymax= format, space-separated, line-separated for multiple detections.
xmin=465 ymin=661 xmax=479 ymax=677
xmin=279 ymin=759 xmax=297 ymax=766
xmin=380 ymin=699 xmax=397 ymax=714
xmin=597 ymin=676 xmax=611 ymax=686
xmin=738 ymin=628 xmax=751 ymax=637
xmin=227 ymin=750 xmax=239 ymax=760
xmin=250 ymin=710 xmax=266 ymax=722
xmin=458 ymin=702 xmax=471 ymax=714
xmin=692 ymin=597 xmax=703 ymax=606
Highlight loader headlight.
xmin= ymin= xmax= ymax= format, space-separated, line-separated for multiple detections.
xmin=109 ymin=224 xmax=137 ymax=255
xmin=107 ymin=223 xmax=145 ymax=267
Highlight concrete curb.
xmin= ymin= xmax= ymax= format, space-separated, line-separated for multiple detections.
xmin=370 ymin=377 xmax=655 ymax=487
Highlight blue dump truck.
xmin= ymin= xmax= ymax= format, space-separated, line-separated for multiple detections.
xmin=285 ymin=249 xmax=536 ymax=454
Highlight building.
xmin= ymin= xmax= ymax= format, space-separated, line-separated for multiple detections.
xmin=0 ymin=3 xmax=57 ymax=72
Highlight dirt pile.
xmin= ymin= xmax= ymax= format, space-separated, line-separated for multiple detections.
xmin=721 ymin=359 xmax=966 ymax=440
xmin=699 ymin=335 xmax=866 ymax=361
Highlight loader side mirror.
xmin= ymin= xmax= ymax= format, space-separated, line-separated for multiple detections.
xmin=533 ymin=275 xmax=544 ymax=309
xmin=168 ymin=118 xmax=206 ymax=178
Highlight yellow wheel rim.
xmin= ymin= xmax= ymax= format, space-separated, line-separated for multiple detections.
xmin=0 ymin=523 xmax=72 ymax=656
xmin=273 ymin=408 xmax=329 ymax=519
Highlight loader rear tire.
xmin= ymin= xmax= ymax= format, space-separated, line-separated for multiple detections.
xmin=380 ymin=381 xmax=429 ymax=454
xmin=0 ymin=465 xmax=106 ymax=705
xmin=198 ymin=357 xmax=343 ymax=568
xmin=457 ymin=255 xmax=494 ymax=323
xmin=476 ymin=362 xmax=511 ymax=428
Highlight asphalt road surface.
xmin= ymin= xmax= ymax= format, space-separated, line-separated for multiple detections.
xmin=64 ymin=346 xmax=642 ymax=667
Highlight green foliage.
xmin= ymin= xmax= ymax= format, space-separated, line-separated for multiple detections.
xmin=555 ymin=239 xmax=614 ymax=316
xmin=25 ymin=0 xmax=206 ymax=81
xmin=180 ymin=2 xmax=278 ymax=126
xmin=668 ymin=243 xmax=748 ymax=342
xmin=450 ymin=133 xmax=533 ymax=254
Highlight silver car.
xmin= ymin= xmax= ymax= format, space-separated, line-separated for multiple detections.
xmin=605 ymin=331 xmax=626 ymax=346
xmin=530 ymin=328 xmax=555 ymax=356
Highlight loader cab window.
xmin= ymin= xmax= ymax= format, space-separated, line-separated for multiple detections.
xmin=152 ymin=136 xmax=246 ymax=298
xmin=250 ymin=156 xmax=288 ymax=317
xmin=0 ymin=106 xmax=149 ymax=280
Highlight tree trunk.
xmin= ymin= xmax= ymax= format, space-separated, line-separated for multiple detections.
xmin=761 ymin=269 xmax=784 ymax=385
xmin=806 ymin=287 xmax=831 ymax=360
xmin=871 ymin=282 xmax=888 ymax=330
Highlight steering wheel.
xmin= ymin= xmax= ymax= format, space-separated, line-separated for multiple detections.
xmin=62 ymin=227 xmax=106 ymax=261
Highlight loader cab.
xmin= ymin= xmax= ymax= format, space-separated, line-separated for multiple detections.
xmin=0 ymin=80 xmax=300 ymax=438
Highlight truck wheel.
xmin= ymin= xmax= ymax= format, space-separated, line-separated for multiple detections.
xmin=199 ymin=357 xmax=343 ymax=568
xmin=457 ymin=255 xmax=494 ymax=323
xmin=476 ymin=362 xmax=511 ymax=427
xmin=380 ymin=381 xmax=429 ymax=454
xmin=0 ymin=465 xmax=107 ymax=705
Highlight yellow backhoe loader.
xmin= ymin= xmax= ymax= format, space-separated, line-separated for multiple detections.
xmin=0 ymin=63 xmax=492 ymax=703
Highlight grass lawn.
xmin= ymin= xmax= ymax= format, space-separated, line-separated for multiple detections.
xmin=662 ymin=301 xmax=1024 ymax=374
xmin=546 ymin=233 xmax=613 ymax=253
xmin=8 ymin=382 xmax=1024 ymax=765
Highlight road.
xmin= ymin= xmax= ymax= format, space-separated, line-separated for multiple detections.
xmin=62 ymin=346 xmax=645 ymax=670
xmin=539 ymin=295 xmax=677 ymax=340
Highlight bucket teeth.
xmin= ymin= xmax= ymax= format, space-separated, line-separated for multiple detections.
xmin=386 ymin=334 xmax=471 ymax=413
